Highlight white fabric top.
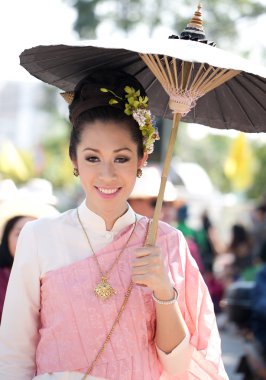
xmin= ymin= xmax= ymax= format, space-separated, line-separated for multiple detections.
xmin=0 ymin=201 xmax=190 ymax=380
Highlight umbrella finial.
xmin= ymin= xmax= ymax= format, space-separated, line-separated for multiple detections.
xmin=167 ymin=3 xmax=216 ymax=46
xmin=188 ymin=3 xmax=204 ymax=31
xmin=180 ymin=3 xmax=206 ymax=41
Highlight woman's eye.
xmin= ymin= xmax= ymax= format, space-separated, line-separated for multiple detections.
xmin=86 ymin=156 xmax=99 ymax=162
xmin=115 ymin=157 xmax=129 ymax=163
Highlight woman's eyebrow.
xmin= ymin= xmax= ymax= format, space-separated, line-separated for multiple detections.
xmin=82 ymin=147 xmax=133 ymax=153
xmin=82 ymin=147 xmax=99 ymax=152
xmin=113 ymin=148 xmax=133 ymax=153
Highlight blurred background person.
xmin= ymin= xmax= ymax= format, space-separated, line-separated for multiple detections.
xmin=203 ymin=262 xmax=225 ymax=314
xmin=176 ymin=204 xmax=204 ymax=274
xmin=0 ymin=215 xmax=36 ymax=322
xmin=214 ymin=223 xmax=252 ymax=292
xmin=251 ymin=239 xmax=266 ymax=359
xmin=0 ymin=178 xmax=59 ymax=322
xmin=196 ymin=211 xmax=222 ymax=270
xmin=250 ymin=202 xmax=266 ymax=260
xmin=128 ymin=165 xmax=178 ymax=223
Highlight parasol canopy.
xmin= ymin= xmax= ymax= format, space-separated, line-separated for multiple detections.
xmin=20 ymin=38 xmax=266 ymax=133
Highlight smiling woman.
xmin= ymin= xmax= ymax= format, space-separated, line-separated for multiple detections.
xmin=72 ymin=120 xmax=147 ymax=229
xmin=0 ymin=68 xmax=228 ymax=380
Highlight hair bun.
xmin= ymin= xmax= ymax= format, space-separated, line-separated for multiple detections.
xmin=69 ymin=69 xmax=146 ymax=124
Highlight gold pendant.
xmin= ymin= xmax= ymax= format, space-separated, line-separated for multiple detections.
xmin=94 ymin=277 xmax=116 ymax=300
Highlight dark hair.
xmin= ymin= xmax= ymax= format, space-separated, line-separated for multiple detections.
xmin=68 ymin=69 xmax=146 ymax=160
xmin=69 ymin=107 xmax=144 ymax=160
xmin=259 ymin=240 xmax=266 ymax=263
xmin=0 ymin=216 xmax=24 ymax=268
xmin=256 ymin=204 xmax=266 ymax=214
xmin=229 ymin=224 xmax=250 ymax=250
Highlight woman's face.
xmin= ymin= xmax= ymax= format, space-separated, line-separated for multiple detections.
xmin=73 ymin=121 xmax=147 ymax=218
xmin=8 ymin=216 xmax=35 ymax=257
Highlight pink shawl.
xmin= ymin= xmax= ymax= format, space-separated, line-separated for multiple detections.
xmin=37 ymin=217 xmax=228 ymax=379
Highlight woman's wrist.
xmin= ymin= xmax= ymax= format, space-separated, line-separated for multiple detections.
xmin=153 ymin=283 xmax=176 ymax=302
xmin=152 ymin=288 xmax=178 ymax=305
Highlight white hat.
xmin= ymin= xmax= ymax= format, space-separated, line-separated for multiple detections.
xmin=18 ymin=178 xmax=57 ymax=205
xmin=0 ymin=196 xmax=59 ymax=239
xmin=130 ymin=166 xmax=177 ymax=202
xmin=0 ymin=179 xmax=18 ymax=202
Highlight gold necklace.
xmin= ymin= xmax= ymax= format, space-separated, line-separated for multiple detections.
xmin=77 ymin=209 xmax=137 ymax=301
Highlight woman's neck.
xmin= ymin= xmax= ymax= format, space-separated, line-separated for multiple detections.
xmin=85 ymin=201 xmax=128 ymax=231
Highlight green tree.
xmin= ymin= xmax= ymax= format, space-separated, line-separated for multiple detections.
xmin=247 ymin=142 xmax=266 ymax=200
xmin=174 ymin=124 xmax=233 ymax=192
xmin=34 ymin=86 xmax=76 ymax=189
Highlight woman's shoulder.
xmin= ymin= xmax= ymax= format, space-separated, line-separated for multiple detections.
xmin=157 ymin=220 xmax=180 ymax=236
xmin=137 ymin=215 xmax=182 ymax=240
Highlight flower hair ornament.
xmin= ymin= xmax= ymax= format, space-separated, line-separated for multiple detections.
xmin=100 ymin=86 xmax=160 ymax=155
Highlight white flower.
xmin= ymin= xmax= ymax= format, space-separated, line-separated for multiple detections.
xmin=132 ymin=109 xmax=147 ymax=127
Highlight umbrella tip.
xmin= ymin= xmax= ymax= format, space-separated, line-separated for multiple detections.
xmin=180 ymin=3 xmax=205 ymax=39
xmin=168 ymin=3 xmax=216 ymax=46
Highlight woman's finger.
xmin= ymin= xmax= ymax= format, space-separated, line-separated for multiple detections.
xmin=134 ymin=247 xmax=152 ymax=258
xmin=132 ymin=273 xmax=151 ymax=286
xmin=132 ymin=264 xmax=156 ymax=276
xmin=132 ymin=254 xmax=160 ymax=267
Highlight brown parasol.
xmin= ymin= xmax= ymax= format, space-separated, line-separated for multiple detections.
xmin=19 ymin=4 xmax=266 ymax=245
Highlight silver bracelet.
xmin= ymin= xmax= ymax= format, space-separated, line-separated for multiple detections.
xmin=152 ymin=288 xmax=178 ymax=305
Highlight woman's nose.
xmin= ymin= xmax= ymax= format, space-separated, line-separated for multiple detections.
xmin=99 ymin=162 xmax=116 ymax=179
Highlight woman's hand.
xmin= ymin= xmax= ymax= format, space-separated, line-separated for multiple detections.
xmin=132 ymin=246 xmax=173 ymax=299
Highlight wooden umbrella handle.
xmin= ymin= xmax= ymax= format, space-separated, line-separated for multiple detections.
xmin=145 ymin=113 xmax=182 ymax=246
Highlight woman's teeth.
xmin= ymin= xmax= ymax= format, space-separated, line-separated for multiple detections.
xmin=98 ymin=187 xmax=118 ymax=194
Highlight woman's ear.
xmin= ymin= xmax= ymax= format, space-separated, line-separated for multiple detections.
xmin=71 ymin=159 xmax=78 ymax=169
xmin=138 ymin=152 xmax=148 ymax=169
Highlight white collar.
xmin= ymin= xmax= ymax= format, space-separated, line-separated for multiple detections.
xmin=77 ymin=200 xmax=136 ymax=234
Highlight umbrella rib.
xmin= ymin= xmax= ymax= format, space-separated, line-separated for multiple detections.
xmin=192 ymin=65 xmax=216 ymax=92
xmin=164 ymin=56 xmax=175 ymax=89
xmin=203 ymin=69 xmax=240 ymax=94
xmin=154 ymin=55 xmax=169 ymax=83
xmin=225 ymin=78 xmax=256 ymax=130
xmin=185 ymin=63 xmax=194 ymax=91
xmin=234 ymin=74 xmax=266 ymax=112
xmin=190 ymin=63 xmax=206 ymax=90
xmin=172 ymin=58 xmax=178 ymax=89
xmin=144 ymin=76 xmax=159 ymax=92
xmin=211 ymin=87 xmax=228 ymax=129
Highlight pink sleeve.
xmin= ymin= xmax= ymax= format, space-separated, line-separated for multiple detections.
xmin=161 ymin=227 xmax=229 ymax=380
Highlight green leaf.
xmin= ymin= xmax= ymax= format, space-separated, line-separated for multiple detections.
xmin=124 ymin=108 xmax=132 ymax=116
xmin=125 ymin=86 xmax=133 ymax=94
xmin=109 ymin=99 xmax=118 ymax=105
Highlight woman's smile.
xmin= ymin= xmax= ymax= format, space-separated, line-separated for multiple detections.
xmin=95 ymin=186 xmax=122 ymax=198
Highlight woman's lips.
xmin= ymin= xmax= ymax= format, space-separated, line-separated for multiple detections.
xmin=95 ymin=186 xmax=121 ymax=198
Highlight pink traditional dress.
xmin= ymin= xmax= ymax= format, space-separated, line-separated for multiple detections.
xmin=0 ymin=202 xmax=228 ymax=380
